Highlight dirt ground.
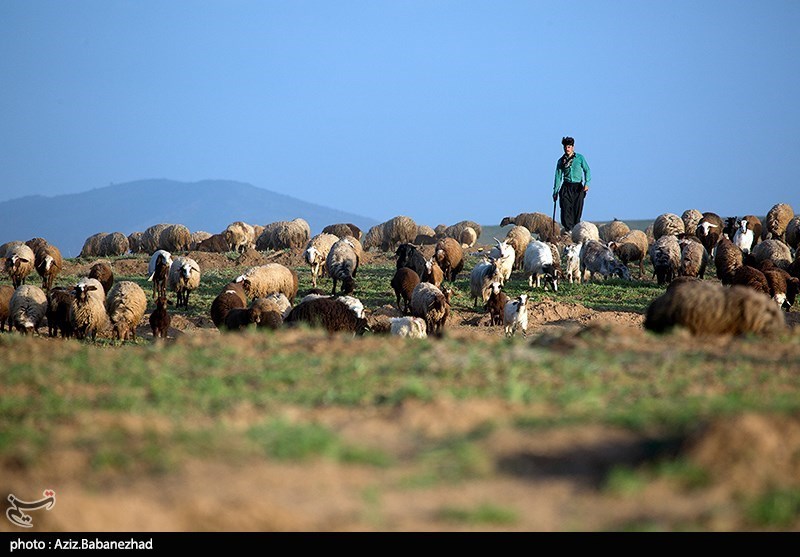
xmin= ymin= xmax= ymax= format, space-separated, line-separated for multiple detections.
xmin=4 ymin=246 xmax=800 ymax=532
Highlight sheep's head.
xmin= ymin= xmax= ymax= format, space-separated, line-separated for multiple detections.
xmin=73 ymin=282 xmax=97 ymax=302
xmin=613 ymin=262 xmax=632 ymax=281
xmin=500 ymin=217 xmax=512 ymax=227
xmin=739 ymin=219 xmax=749 ymax=233
xmin=304 ymin=246 xmax=319 ymax=265
xmin=341 ymin=276 xmax=356 ymax=295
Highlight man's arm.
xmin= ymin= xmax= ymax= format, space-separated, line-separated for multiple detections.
xmin=581 ymin=155 xmax=591 ymax=191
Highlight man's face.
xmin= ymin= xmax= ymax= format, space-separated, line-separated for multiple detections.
xmin=563 ymin=144 xmax=574 ymax=156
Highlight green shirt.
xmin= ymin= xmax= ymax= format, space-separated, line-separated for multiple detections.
xmin=553 ymin=152 xmax=591 ymax=195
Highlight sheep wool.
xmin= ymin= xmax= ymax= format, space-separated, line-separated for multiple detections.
xmin=9 ymin=284 xmax=48 ymax=335
xmin=69 ymin=277 xmax=109 ymax=340
xmin=410 ymin=282 xmax=451 ymax=337
xmin=5 ymin=243 xmax=36 ymax=288
xmin=389 ymin=316 xmax=428 ymax=338
xmin=106 ymin=281 xmax=148 ymax=340
xmin=168 ymin=256 xmax=201 ymax=309
xmin=236 ymin=263 xmax=299 ymax=302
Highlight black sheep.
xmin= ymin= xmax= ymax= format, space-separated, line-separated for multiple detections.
xmin=284 ymin=297 xmax=369 ymax=335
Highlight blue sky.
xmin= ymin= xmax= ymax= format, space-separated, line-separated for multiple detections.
xmin=2 ymin=1 xmax=799 ymax=228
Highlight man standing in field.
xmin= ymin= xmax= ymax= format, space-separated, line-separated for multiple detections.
xmin=553 ymin=136 xmax=591 ymax=233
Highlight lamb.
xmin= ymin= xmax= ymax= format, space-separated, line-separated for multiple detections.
xmin=714 ymin=236 xmax=743 ymax=286
xmin=322 ymin=223 xmax=362 ymax=240
xmin=223 ymin=298 xmax=284 ymax=331
xmin=196 ymin=233 xmax=230 ymax=253
xmin=644 ymin=280 xmax=786 ymax=337
xmin=750 ymin=239 xmax=793 ymax=271
xmin=504 ymin=294 xmax=529 ymax=338
xmin=764 ymin=203 xmax=794 ymax=242
xmin=500 ymin=213 xmax=559 ymax=243
xmin=608 ymin=229 xmax=649 ymax=277
xmin=695 ymin=212 xmax=724 ymax=257
xmin=731 ymin=265 xmax=771 ymax=297
xmin=99 ymin=232 xmax=130 ymax=256
xmin=284 ymin=296 xmax=370 ymax=335
xmin=434 ymin=237 xmax=464 ymax=282
xmin=236 ymin=263 xmax=299 ymax=302
xmin=88 ymin=260 xmax=114 ymax=295
xmin=762 ymin=267 xmax=800 ymax=310
xmin=149 ymin=295 xmax=171 ymax=339
xmin=390 ymin=267 xmax=421 ymax=314
xmin=303 ymin=233 xmax=340 ymax=287
xmin=652 ymin=213 xmax=685 ymax=240
xmin=410 ymin=282 xmax=451 ymax=337
xmin=470 ymin=258 xmax=504 ymax=307
xmin=488 ymin=238 xmax=516 ymax=284
xmin=649 ymin=235 xmax=682 ymax=285
xmin=106 ymin=280 xmax=148 ymax=341
xmin=69 ymin=277 xmax=109 ymax=341
xmin=224 ymin=221 xmax=256 ymax=253
xmin=46 ymin=286 xmax=75 ymax=338
xmin=598 ymin=219 xmax=631 ymax=244
xmin=270 ymin=218 xmax=311 ymax=251
xmin=33 ymin=242 xmax=63 ymax=292
xmin=678 ymin=238 xmax=709 ymax=279
xmin=503 ymin=225 xmax=532 ymax=271
xmin=325 ymin=238 xmax=359 ymax=296
xmin=681 ymin=209 xmax=704 ymax=238
xmin=571 ymin=221 xmax=600 ymax=245
xmin=0 ymin=284 xmax=14 ymax=332
xmin=523 ymin=240 xmax=559 ymax=291
xmin=581 ymin=239 xmax=631 ymax=282
xmin=395 ymin=243 xmax=428 ymax=281
xmin=168 ymin=256 xmax=201 ymax=309
xmin=484 ymin=281 xmax=509 ymax=326
xmin=563 ymin=243 xmax=582 ymax=284
xmin=9 ymin=284 xmax=48 ymax=335
xmin=389 ymin=316 xmax=428 ymax=338
xmin=732 ymin=218 xmax=756 ymax=254
xmin=4 ymin=243 xmax=35 ymax=288
xmin=147 ymin=250 xmax=172 ymax=299
xmin=424 ymin=257 xmax=444 ymax=287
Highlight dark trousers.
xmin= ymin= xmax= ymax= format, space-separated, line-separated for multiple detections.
xmin=558 ymin=181 xmax=585 ymax=231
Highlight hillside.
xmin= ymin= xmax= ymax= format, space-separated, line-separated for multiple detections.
xmin=0 ymin=179 xmax=381 ymax=257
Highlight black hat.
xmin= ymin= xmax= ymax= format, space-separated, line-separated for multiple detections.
xmin=561 ymin=136 xmax=574 ymax=146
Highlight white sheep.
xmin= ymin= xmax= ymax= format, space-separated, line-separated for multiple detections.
xmin=488 ymin=238 xmax=515 ymax=284
xmin=564 ymin=243 xmax=582 ymax=284
xmin=224 ymin=221 xmax=256 ymax=253
xmin=235 ymin=263 xmax=299 ymax=302
xmin=168 ymin=256 xmax=201 ymax=309
xmin=106 ymin=280 xmax=148 ymax=341
xmin=303 ymin=233 xmax=340 ymax=288
xmin=571 ymin=221 xmax=600 ymax=245
xmin=523 ymin=240 xmax=559 ymax=291
xmin=69 ymin=277 xmax=109 ymax=340
xmin=389 ymin=316 xmax=428 ymax=338
xmin=9 ymin=284 xmax=48 ymax=335
xmin=4 ymin=243 xmax=36 ymax=288
xmin=503 ymin=293 xmax=529 ymax=338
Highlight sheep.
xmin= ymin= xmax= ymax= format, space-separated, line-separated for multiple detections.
xmin=157 ymin=224 xmax=191 ymax=253
xmin=140 ymin=224 xmax=170 ymax=254
xmin=648 ymin=235 xmax=681 ymax=285
xmin=46 ymin=286 xmax=74 ymax=338
xmin=326 ymin=238 xmax=359 ymax=296
xmin=88 ymin=260 xmax=114 ymax=295
xmin=751 ymin=239 xmax=793 ymax=271
xmin=503 ymin=225 xmax=532 ymax=271
xmin=459 ymin=226 xmax=478 ymax=248
xmin=395 ymin=243 xmax=428 ymax=279
xmin=236 ymin=263 xmax=299 ymax=303
xmin=384 ymin=216 xmax=418 ymax=252
xmin=255 ymin=221 xmax=285 ymax=251
xmin=731 ymin=265 xmax=771 ymax=297
xmin=168 ymin=256 xmax=201 ymax=309
xmin=764 ymin=203 xmax=794 ymax=242
xmin=127 ymin=231 xmax=144 ymax=254
xmin=644 ymin=280 xmax=786 ymax=337
xmin=390 ymin=267 xmax=421 ymax=314
xmin=652 ymin=213 xmax=685 ymax=240
xmin=571 ymin=221 xmax=600 ymax=245
xmin=0 ymin=241 xmax=24 ymax=260
xmin=147 ymin=250 xmax=172 ymax=300
xmin=410 ymin=282 xmax=451 ymax=337
xmin=106 ymin=281 xmax=148 ymax=341
xmin=503 ymin=293 xmax=529 ymax=338
xmin=322 ymin=223 xmax=362 ymax=240
xmin=500 ymin=213 xmax=559 ymax=243
xmin=223 ymin=298 xmax=284 ymax=331
xmin=608 ymin=229 xmax=649 ymax=277
xmin=341 ymin=235 xmax=364 ymax=261
xmin=189 ymin=231 xmax=212 ymax=250
xmin=678 ymin=238 xmax=709 ymax=279
xmin=434 ymin=237 xmax=464 ymax=282
xmin=33 ymin=243 xmax=63 ymax=292
xmin=389 ymin=316 xmax=428 ymax=338
xmin=362 ymin=222 xmax=388 ymax=252
xmin=695 ymin=212 xmax=724 ymax=257
xmin=732 ymin=218 xmax=756 ymax=254
xmin=0 ymin=284 xmax=14 ymax=332
xmin=598 ymin=219 xmax=631 ymax=244
xmin=224 ymin=221 xmax=256 ymax=253
xmin=99 ymin=232 xmax=130 ymax=256
xmin=785 ymin=216 xmax=800 ymax=250
xmin=298 ymin=293 xmax=365 ymax=319
xmin=284 ymin=296 xmax=370 ymax=335
xmin=581 ymin=239 xmax=631 ymax=282
xmin=270 ymin=218 xmax=311 ymax=251
xmin=484 ymin=281 xmax=509 ymax=326
xmin=304 ymin=233 xmax=340 ymax=288
xmin=79 ymin=232 xmax=108 ymax=257
xmin=523 ymin=240 xmax=559 ymax=291
xmin=470 ymin=257 xmax=504 ymax=307
xmin=440 ymin=220 xmax=484 ymax=245
xmin=714 ymin=236 xmax=744 ymax=286
xmin=4 ymin=243 xmax=35 ymax=288
xmin=69 ymin=277 xmax=109 ymax=341
xmin=424 ymin=256 xmax=444 ymax=287
xmin=196 ymin=233 xmax=230 ymax=253
xmin=149 ymin=295 xmax=171 ymax=339
xmin=681 ymin=209 xmax=704 ymax=238
xmin=26 ymin=237 xmax=48 ymax=254
xmin=9 ymin=284 xmax=48 ymax=335
xmin=762 ymin=267 xmax=800 ymax=311
xmin=563 ymin=243 xmax=582 ymax=284
xmin=488 ymin=238 xmax=516 ymax=284
xmin=255 ymin=292 xmax=293 ymax=320
xmin=414 ymin=224 xmax=437 ymax=245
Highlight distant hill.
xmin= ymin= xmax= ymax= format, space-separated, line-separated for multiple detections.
xmin=0 ymin=179 xmax=380 ymax=257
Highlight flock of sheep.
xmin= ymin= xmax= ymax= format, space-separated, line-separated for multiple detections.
xmin=1 ymin=203 xmax=798 ymax=341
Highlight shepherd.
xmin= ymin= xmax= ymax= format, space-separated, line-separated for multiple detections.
xmin=552 ymin=136 xmax=592 ymax=233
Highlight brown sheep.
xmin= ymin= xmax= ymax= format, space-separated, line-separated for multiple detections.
xmin=46 ymin=286 xmax=75 ymax=338
xmin=714 ymin=236 xmax=743 ymax=286
xmin=88 ymin=260 xmax=114 ymax=295
xmin=764 ymin=203 xmax=794 ymax=242
xmin=434 ymin=237 xmax=465 ymax=282
xmin=34 ymin=243 xmax=63 ymax=292
xmin=210 ymin=287 xmax=247 ymax=329
xmin=196 ymin=233 xmax=230 ymax=253
xmin=4 ymin=244 xmax=36 ymax=288
xmin=500 ymin=213 xmax=559 ymax=243
xmin=0 ymin=284 xmax=14 ymax=332
xmin=609 ymin=229 xmax=649 ymax=277
xmin=284 ymin=296 xmax=370 ymax=335
xmin=598 ymin=219 xmax=631 ymax=244
xmin=680 ymin=209 xmax=703 ymax=238
xmin=751 ymin=239 xmax=793 ymax=271
xmin=762 ymin=268 xmax=800 ymax=311
xmin=390 ymin=267 xmax=420 ymax=314
xmin=652 ymin=213 xmax=685 ymax=240
xmin=149 ymin=295 xmax=171 ymax=339
xmin=730 ymin=265 xmax=771 ymax=297
xmin=695 ymin=212 xmax=724 ymax=257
